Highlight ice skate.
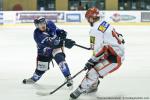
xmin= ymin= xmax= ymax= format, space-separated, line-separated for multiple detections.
xmin=87 ymin=80 xmax=100 ymax=93
xmin=70 ymin=86 xmax=83 ymax=99
xmin=66 ymin=75 xmax=73 ymax=89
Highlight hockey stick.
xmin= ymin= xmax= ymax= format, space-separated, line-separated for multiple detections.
xmin=74 ymin=44 xmax=91 ymax=50
xmin=36 ymin=68 xmax=85 ymax=96
xmin=60 ymin=38 xmax=91 ymax=50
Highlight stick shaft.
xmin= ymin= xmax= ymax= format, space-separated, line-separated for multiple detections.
xmin=74 ymin=44 xmax=91 ymax=50
xmin=50 ymin=68 xmax=85 ymax=94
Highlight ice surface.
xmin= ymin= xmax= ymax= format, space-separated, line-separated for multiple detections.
xmin=0 ymin=24 xmax=150 ymax=100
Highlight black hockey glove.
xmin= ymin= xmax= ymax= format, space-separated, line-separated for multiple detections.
xmin=118 ymin=34 xmax=125 ymax=44
xmin=49 ymin=38 xmax=63 ymax=49
xmin=56 ymin=29 xmax=67 ymax=40
xmin=64 ymin=39 xmax=75 ymax=49
xmin=84 ymin=58 xmax=97 ymax=70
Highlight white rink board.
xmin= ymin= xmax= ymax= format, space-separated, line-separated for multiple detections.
xmin=1 ymin=11 xmax=150 ymax=24
xmin=0 ymin=25 xmax=150 ymax=100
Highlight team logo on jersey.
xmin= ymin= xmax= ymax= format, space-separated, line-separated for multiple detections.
xmin=98 ymin=21 xmax=110 ymax=33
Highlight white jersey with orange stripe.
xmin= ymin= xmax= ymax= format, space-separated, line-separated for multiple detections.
xmin=89 ymin=20 xmax=125 ymax=62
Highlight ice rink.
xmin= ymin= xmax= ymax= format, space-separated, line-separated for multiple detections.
xmin=0 ymin=24 xmax=150 ymax=100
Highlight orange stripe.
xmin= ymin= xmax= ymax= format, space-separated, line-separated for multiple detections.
xmin=107 ymin=45 xmax=116 ymax=55
xmin=95 ymin=48 xmax=104 ymax=57
xmin=112 ymin=30 xmax=122 ymax=44
xmin=95 ymin=46 xmax=107 ymax=57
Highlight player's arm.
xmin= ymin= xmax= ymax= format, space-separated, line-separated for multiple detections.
xmin=47 ymin=21 xmax=76 ymax=49
xmin=55 ymin=27 xmax=76 ymax=49
xmin=112 ymin=28 xmax=125 ymax=44
xmin=34 ymin=30 xmax=63 ymax=49
xmin=47 ymin=20 xmax=67 ymax=40
xmin=56 ymin=29 xmax=67 ymax=40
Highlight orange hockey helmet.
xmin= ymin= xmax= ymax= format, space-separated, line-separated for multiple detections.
xmin=85 ymin=7 xmax=100 ymax=19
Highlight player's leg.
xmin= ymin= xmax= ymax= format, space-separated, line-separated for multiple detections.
xmin=23 ymin=55 xmax=52 ymax=84
xmin=52 ymin=48 xmax=73 ymax=87
xmin=95 ymin=55 xmax=121 ymax=77
xmin=70 ymin=55 xmax=122 ymax=99
xmin=70 ymin=67 xmax=100 ymax=99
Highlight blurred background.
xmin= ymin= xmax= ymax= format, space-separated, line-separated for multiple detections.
xmin=0 ymin=0 xmax=150 ymax=11
xmin=0 ymin=0 xmax=150 ymax=25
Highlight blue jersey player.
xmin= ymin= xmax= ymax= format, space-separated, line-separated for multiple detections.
xmin=23 ymin=17 xmax=75 ymax=88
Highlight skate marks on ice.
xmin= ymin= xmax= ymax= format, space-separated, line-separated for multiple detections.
xmin=32 ymin=83 xmax=73 ymax=90
xmin=33 ymin=83 xmax=60 ymax=90
xmin=33 ymin=83 xmax=57 ymax=96
xmin=32 ymin=83 xmax=73 ymax=96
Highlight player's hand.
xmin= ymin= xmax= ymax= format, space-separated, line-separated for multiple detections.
xmin=64 ymin=39 xmax=75 ymax=49
xmin=84 ymin=59 xmax=97 ymax=70
xmin=56 ymin=29 xmax=67 ymax=40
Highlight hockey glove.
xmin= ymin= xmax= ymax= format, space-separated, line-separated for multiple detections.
xmin=56 ymin=29 xmax=67 ymax=40
xmin=64 ymin=39 xmax=75 ymax=49
xmin=84 ymin=58 xmax=97 ymax=70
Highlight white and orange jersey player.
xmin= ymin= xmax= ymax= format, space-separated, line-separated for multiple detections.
xmin=70 ymin=7 xmax=125 ymax=99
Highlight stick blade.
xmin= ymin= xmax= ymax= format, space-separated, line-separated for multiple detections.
xmin=36 ymin=91 xmax=50 ymax=96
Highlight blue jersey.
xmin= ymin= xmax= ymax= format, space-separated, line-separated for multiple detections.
xmin=34 ymin=21 xmax=61 ymax=57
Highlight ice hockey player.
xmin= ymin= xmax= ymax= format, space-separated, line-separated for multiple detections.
xmin=22 ymin=17 xmax=75 ymax=88
xmin=70 ymin=7 xmax=125 ymax=99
